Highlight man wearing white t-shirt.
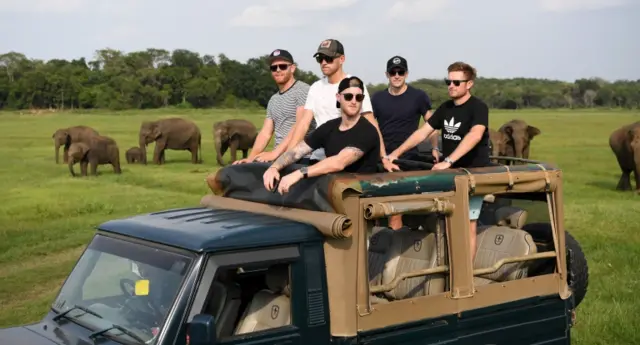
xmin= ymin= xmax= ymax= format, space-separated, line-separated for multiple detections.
xmin=286 ymin=38 xmax=381 ymax=163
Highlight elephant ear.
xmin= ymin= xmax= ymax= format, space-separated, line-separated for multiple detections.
xmin=151 ymin=126 xmax=162 ymax=139
xmin=501 ymin=125 xmax=513 ymax=136
xmin=527 ymin=125 xmax=541 ymax=138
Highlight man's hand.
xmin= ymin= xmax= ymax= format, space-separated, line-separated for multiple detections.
xmin=431 ymin=161 xmax=451 ymax=170
xmin=263 ymin=167 xmax=281 ymax=191
xmin=254 ymin=151 xmax=280 ymax=162
xmin=382 ymin=156 xmax=400 ymax=172
xmin=232 ymin=157 xmax=253 ymax=165
xmin=277 ymin=170 xmax=303 ymax=195
xmin=432 ymin=149 xmax=440 ymax=163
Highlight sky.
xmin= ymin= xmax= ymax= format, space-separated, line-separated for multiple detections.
xmin=0 ymin=0 xmax=638 ymax=85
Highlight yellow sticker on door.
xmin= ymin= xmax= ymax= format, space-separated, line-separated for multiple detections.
xmin=135 ymin=280 xmax=150 ymax=296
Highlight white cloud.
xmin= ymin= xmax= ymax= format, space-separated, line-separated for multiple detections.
xmin=229 ymin=5 xmax=301 ymax=27
xmin=539 ymin=0 xmax=628 ymax=12
xmin=325 ymin=22 xmax=367 ymax=38
xmin=0 ymin=0 xmax=85 ymax=13
xmin=388 ymin=0 xmax=450 ymax=23
xmin=229 ymin=0 xmax=360 ymax=27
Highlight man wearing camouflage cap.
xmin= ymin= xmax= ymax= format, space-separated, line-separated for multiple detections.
xmin=285 ymin=39 xmax=383 ymax=164
xmin=264 ymin=76 xmax=380 ymax=194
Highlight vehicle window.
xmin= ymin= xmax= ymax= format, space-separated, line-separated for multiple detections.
xmin=52 ymin=234 xmax=194 ymax=345
xmin=201 ymin=261 xmax=293 ymax=341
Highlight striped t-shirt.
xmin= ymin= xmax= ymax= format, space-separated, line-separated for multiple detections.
xmin=266 ymin=80 xmax=314 ymax=149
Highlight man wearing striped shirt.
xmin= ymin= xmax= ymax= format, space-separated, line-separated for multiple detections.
xmin=234 ymin=49 xmax=313 ymax=165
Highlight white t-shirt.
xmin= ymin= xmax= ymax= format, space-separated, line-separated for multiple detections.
xmin=303 ymin=74 xmax=373 ymax=161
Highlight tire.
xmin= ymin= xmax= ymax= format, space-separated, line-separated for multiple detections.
xmin=521 ymin=222 xmax=589 ymax=308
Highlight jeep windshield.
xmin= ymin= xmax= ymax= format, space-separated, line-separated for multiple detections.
xmin=51 ymin=234 xmax=194 ymax=345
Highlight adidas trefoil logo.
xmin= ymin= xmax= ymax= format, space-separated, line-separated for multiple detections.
xmin=444 ymin=117 xmax=461 ymax=134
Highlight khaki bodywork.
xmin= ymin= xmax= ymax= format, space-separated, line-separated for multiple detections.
xmin=200 ymin=162 xmax=570 ymax=337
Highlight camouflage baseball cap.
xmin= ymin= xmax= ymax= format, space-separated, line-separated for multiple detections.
xmin=313 ymin=39 xmax=345 ymax=58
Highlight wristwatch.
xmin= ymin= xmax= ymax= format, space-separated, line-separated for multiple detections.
xmin=444 ymin=157 xmax=454 ymax=164
xmin=300 ymin=166 xmax=308 ymax=179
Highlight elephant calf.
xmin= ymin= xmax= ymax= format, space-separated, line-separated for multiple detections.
xmin=609 ymin=121 xmax=640 ymax=192
xmin=68 ymin=135 xmax=122 ymax=177
xmin=126 ymin=146 xmax=144 ymax=164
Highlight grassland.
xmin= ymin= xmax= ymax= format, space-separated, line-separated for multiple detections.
xmin=0 ymin=107 xmax=639 ymax=344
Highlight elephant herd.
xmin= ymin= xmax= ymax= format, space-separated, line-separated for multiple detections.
xmin=51 ymin=117 xmax=258 ymax=177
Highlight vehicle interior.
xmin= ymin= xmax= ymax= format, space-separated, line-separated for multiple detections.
xmin=199 ymin=262 xmax=293 ymax=339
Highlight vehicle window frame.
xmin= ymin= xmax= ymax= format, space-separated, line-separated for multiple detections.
xmin=186 ymin=245 xmax=301 ymax=341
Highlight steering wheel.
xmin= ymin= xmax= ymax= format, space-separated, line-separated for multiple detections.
xmin=118 ymin=278 xmax=164 ymax=327
xmin=377 ymin=158 xmax=434 ymax=172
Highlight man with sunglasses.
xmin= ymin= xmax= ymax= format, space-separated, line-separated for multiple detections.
xmin=284 ymin=39 xmax=376 ymax=164
xmin=384 ymin=61 xmax=490 ymax=261
xmin=372 ymin=55 xmax=438 ymax=230
xmin=263 ymin=76 xmax=380 ymax=194
xmin=234 ymin=49 xmax=312 ymax=165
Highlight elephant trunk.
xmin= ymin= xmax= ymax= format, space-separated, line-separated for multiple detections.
xmin=139 ymin=136 xmax=148 ymax=165
xmin=514 ymin=139 xmax=525 ymax=165
xmin=215 ymin=135 xmax=226 ymax=166
xmin=68 ymin=158 xmax=76 ymax=177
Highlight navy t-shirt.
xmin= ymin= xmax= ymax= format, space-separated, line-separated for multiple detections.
xmin=371 ymin=85 xmax=432 ymax=159
xmin=304 ymin=116 xmax=381 ymax=173
xmin=426 ymin=95 xmax=490 ymax=168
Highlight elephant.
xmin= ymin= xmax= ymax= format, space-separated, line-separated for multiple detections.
xmin=68 ymin=135 xmax=122 ymax=177
xmin=609 ymin=121 xmax=640 ymax=192
xmin=52 ymin=125 xmax=99 ymax=164
xmin=488 ymin=128 xmax=515 ymax=165
xmin=138 ymin=118 xmax=203 ymax=165
xmin=496 ymin=119 xmax=541 ymax=164
xmin=126 ymin=146 xmax=144 ymax=164
xmin=213 ymin=119 xmax=258 ymax=166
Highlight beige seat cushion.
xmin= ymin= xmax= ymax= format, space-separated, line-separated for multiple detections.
xmin=474 ymin=226 xmax=537 ymax=283
xmin=495 ymin=206 xmax=528 ymax=228
xmin=368 ymin=227 xmax=394 ymax=286
xmin=382 ymin=229 xmax=446 ymax=300
xmin=234 ymin=265 xmax=291 ymax=335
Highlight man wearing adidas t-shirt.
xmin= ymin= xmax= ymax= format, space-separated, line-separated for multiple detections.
xmin=285 ymin=38 xmax=377 ymax=163
xmin=234 ymin=49 xmax=312 ymax=165
xmin=385 ymin=61 xmax=491 ymax=261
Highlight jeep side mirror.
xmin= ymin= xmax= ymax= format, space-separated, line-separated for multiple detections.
xmin=188 ymin=314 xmax=217 ymax=345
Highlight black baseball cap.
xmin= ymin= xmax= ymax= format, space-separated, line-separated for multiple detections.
xmin=313 ymin=39 xmax=345 ymax=58
xmin=268 ymin=49 xmax=294 ymax=64
xmin=336 ymin=76 xmax=365 ymax=108
xmin=387 ymin=55 xmax=408 ymax=72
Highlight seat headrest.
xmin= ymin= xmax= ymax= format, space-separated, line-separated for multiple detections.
xmin=495 ymin=206 xmax=528 ymax=229
xmin=265 ymin=264 xmax=291 ymax=297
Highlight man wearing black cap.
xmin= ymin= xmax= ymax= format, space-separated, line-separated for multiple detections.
xmin=372 ymin=55 xmax=438 ymax=230
xmin=234 ymin=49 xmax=312 ymax=165
xmin=285 ymin=38 xmax=377 ymax=164
xmin=263 ymin=76 xmax=380 ymax=194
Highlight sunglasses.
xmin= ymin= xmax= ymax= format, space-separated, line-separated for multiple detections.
xmin=315 ymin=55 xmax=334 ymax=64
xmin=270 ymin=64 xmax=290 ymax=72
xmin=388 ymin=69 xmax=406 ymax=76
xmin=342 ymin=93 xmax=365 ymax=102
xmin=444 ymin=78 xmax=468 ymax=86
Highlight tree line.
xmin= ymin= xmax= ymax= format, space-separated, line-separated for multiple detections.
xmin=1 ymin=48 xmax=638 ymax=111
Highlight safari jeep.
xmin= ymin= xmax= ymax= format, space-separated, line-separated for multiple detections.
xmin=0 ymin=157 xmax=589 ymax=345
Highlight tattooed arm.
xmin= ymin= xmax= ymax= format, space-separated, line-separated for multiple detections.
xmin=304 ymin=146 xmax=365 ymax=177
xmin=269 ymin=141 xmax=313 ymax=171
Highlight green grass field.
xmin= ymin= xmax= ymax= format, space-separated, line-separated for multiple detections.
xmin=0 ymin=107 xmax=639 ymax=344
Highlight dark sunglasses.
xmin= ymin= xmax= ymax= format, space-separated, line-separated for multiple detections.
xmin=388 ymin=69 xmax=406 ymax=76
xmin=270 ymin=64 xmax=290 ymax=72
xmin=342 ymin=93 xmax=365 ymax=102
xmin=444 ymin=78 xmax=468 ymax=86
xmin=315 ymin=55 xmax=334 ymax=64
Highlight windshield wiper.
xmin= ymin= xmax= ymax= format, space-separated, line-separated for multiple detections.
xmin=53 ymin=304 xmax=103 ymax=322
xmin=89 ymin=324 xmax=146 ymax=344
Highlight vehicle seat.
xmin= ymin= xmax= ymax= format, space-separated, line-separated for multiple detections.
xmin=368 ymin=227 xmax=395 ymax=304
xmin=203 ymin=281 xmax=242 ymax=337
xmin=495 ymin=206 xmax=528 ymax=229
xmin=234 ymin=264 xmax=291 ymax=335
xmin=473 ymin=225 xmax=537 ymax=286
xmin=381 ymin=228 xmax=446 ymax=300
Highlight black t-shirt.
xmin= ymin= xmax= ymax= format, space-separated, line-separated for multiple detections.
xmin=304 ymin=116 xmax=381 ymax=173
xmin=426 ymin=96 xmax=490 ymax=168
xmin=371 ymin=85 xmax=432 ymax=158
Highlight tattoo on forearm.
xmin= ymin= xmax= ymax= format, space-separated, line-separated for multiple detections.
xmin=272 ymin=142 xmax=312 ymax=170
xmin=343 ymin=146 xmax=364 ymax=164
